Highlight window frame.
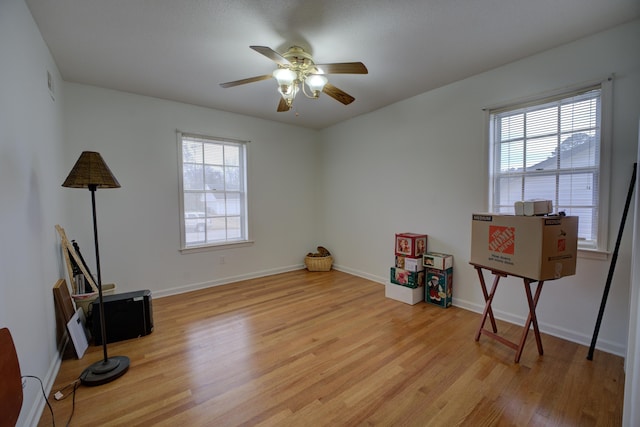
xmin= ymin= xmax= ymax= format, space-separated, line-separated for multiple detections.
xmin=486 ymin=78 xmax=612 ymax=255
xmin=177 ymin=131 xmax=252 ymax=252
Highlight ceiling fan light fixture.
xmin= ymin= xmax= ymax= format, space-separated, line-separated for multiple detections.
xmin=273 ymin=68 xmax=295 ymax=85
xmin=282 ymin=84 xmax=298 ymax=106
xmin=219 ymin=45 xmax=366 ymax=112
xmin=305 ymin=74 xmax=328 ymax=97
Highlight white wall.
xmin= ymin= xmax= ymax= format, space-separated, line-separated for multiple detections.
xmin=623 ymin=122 xmax=639 ymax=427
xmin=320 ymin=20 xmax=640 ymax=356
xmin=0 ymin=0 xmax=66 ymax=425
xmin=2 ymin=1 xmax=321 ymax=423
xmin=62 ymin=84 xmax=321 ymax=298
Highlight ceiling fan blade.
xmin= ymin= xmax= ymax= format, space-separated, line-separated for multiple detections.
xmin=219 ymin=74 xmax=272 ymax=88
xmin=322 ymin=83 xmax=355 ymax=105
xmin=250 ymin=46 xmax=291 ymax=67
xmin=277 ymin=97 xmax=291 ymax=112
xmin=314 ymin=62 xmax=368 ymax=74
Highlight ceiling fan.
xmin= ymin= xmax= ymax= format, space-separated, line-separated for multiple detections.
xmin=219 ymin=45 xmax=368 ymax=112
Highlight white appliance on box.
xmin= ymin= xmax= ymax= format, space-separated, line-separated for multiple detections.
xmin=514 ymin=199 xmax=553 ymax=216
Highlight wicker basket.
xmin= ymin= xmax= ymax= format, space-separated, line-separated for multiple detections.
xmin=304 ymin=256 xmax=333 ymax=271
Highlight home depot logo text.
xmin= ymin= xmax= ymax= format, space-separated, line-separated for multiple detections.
xmin=488 ymin=226 xmax=515 ymax=254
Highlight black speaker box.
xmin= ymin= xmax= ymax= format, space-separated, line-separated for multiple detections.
xmin=91 ymin=289 xmax=153 ymax=345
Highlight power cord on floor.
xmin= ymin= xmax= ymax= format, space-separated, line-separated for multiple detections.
xmin=22 ymin=375 xmax=82 ymax=427
xmin=22 ymin=375 xmax=56 ymax=427
xmin=53 ymin=378 xmax=81 ymax=426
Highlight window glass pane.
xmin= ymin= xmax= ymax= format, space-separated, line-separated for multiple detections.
xmin=204 ymin=165 xmax=224 ymax=190
xmin=226 ymin=193 xmax=241 ymax=215
xmin=202 ymin=193 xmax=218 ymax=216
xmin=527 ymin=106 xmax=558 ymax=137
xmin=526 ymin=135 xmax=558 ymax=170
xmin=207 ymin=218 xmax=226 ymax=242
xmin=227 ymin=216 xmax=241 ymax=239
xmin=224 ymin=145 xmax=240 ymax=166
xmin=559 ymin=131 xmax=598 ymax=168
xmin=183 ymin=141 xmax=202 ymax=163
xmin=497 ymin=176 xmax=523 ymax=207
xmin=558 ymin=173 xmax=595 ymax=206
xmin=496 ymin=206 xmax=515 ymax=214
xmin=204 ymin=144 xmax=223 ymax=165
xmin=564 ymin=207 xmax=596 ymax=242
xmin=183 ymin=192 xmax=205 ymax=213
xmin=180 ymin=133 xmax=248 ymax=248
xmin=185 ymin=211 xmax=206 ymax=245
xmin=225 ymin=166 xmax=240 ymax=191
xmin=499 ymin=140 xmax=524 ymax=172
xmin=499 ymin=113 xmax=524 ymax=141
xmin=183 ymin=164 xmax=204 ymax=190
xmin=561 ymin=98 xmax=597 ymax=132
xmin=523 ymin=175 xmax=555 ymax=200
xmin=212 ymin=194 xmax=225 ymax=215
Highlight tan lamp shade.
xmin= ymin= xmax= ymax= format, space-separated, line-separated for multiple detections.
xmin=62 ymin=151 xmax=120 ymax=189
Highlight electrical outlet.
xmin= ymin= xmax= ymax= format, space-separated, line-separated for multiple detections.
xmin=220 ymin=256 xmax=225 ymax=264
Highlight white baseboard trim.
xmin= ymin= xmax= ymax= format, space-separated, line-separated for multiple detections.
xmin=332 ymin=264 xmax=386 ymax=285
xmin=453 ymin=297 xmax=626 ymax=357
xmin=152 ymin=264 xmax=306 ymax=299
xmin=24 ymin=338 xmax=65 ymax=427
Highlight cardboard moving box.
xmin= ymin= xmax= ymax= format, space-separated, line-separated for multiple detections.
xmin=395 ymin=233 xmax=427 ymax=258
xmin=423 ymin=252 xmax=454 ymax=270
xmin=385 ymin=282 xmax=424 ymax=305
xmin=396 ymin=255 xmax=424 ymax=272
xmin=470 ymin=213 xmax=578 ymax=281
xmin=390 ymin=267 xmax=425 ymax=289
xmin=426 ymin=267 xmax=453 ymax=308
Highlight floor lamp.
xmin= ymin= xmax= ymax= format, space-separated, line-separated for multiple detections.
xmin=62 ymin=151 xmax=129 ymax=386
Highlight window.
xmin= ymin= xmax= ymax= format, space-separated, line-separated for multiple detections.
xmin=178 ymin=132 xmax=249 ymax=249
xmin=488 ymin=80 xmax=611 ymax=251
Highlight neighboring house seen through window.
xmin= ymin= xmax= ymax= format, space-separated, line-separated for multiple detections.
xmin=178 ymin=132 xmax=248 ymax=249
xmin=488 ymin=80 xmax=612 ymax=252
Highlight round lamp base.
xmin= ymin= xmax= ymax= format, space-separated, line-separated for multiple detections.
xmin=80 ymin=356 xmax=130 ymax=386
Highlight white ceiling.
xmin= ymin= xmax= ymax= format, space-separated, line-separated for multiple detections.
xmin=26 ymin=0 xmax=640 ymax=130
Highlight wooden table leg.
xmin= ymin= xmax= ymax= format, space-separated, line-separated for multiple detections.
xmin=474 ymin=266 xmax=498 ymax=336
xmin=514 ymin=279 xmax=545 ymax=363
xmin=475 ymin=271 xmax=501 ymax=341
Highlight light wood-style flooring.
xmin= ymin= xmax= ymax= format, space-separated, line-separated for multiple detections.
xmin=38 ymin=270 xmax=624 ymax=426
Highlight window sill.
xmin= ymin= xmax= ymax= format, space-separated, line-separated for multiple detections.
xmin=578 ymin=248 xmax=609 ymax=261
xmin=180 ymin=240 xmax=255 ymax=254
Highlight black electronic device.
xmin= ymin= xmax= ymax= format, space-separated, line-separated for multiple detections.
xmin=91 ymin=290 xmax=153 ymax=345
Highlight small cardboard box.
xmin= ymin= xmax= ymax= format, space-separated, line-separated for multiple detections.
xmin=395 ymin=233 xmax=427 ymax=257
xmin=396 ymin=255 xmax=424 ymax=272
xmin=423 ymin=252 xmax=453 ymax=270
xmin=385 ymin=282 xmax=424 ymax=305
xmin=470 ymin=213 xmax=578 ymax=281
xmin=426 ymin=268 xmax=453 ymax=308
xmin=390 ymin=267 xmax=425 ymax=289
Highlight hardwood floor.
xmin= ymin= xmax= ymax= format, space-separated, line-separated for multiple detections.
xmin=38 ymin=270 xmax=624 ymax=426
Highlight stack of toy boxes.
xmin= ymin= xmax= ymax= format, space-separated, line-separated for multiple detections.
xmin=386 ymin=233 xmax=427 ymax=304
xmin=423 ymin=252 xmax=453 ymax=308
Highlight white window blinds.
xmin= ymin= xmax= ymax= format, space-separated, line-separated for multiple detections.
xmin=489 ymin=83 xmax=609 ymax=251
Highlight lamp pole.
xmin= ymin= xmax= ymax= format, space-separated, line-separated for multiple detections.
xmin=90 ymin=184 xmax=110 ymax=365
xmin=62 ymin=151 xmax=129 ymax=386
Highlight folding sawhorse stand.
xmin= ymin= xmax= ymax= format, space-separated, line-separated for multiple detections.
xmin=471 ymin=263 xmax=545 ymax=363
